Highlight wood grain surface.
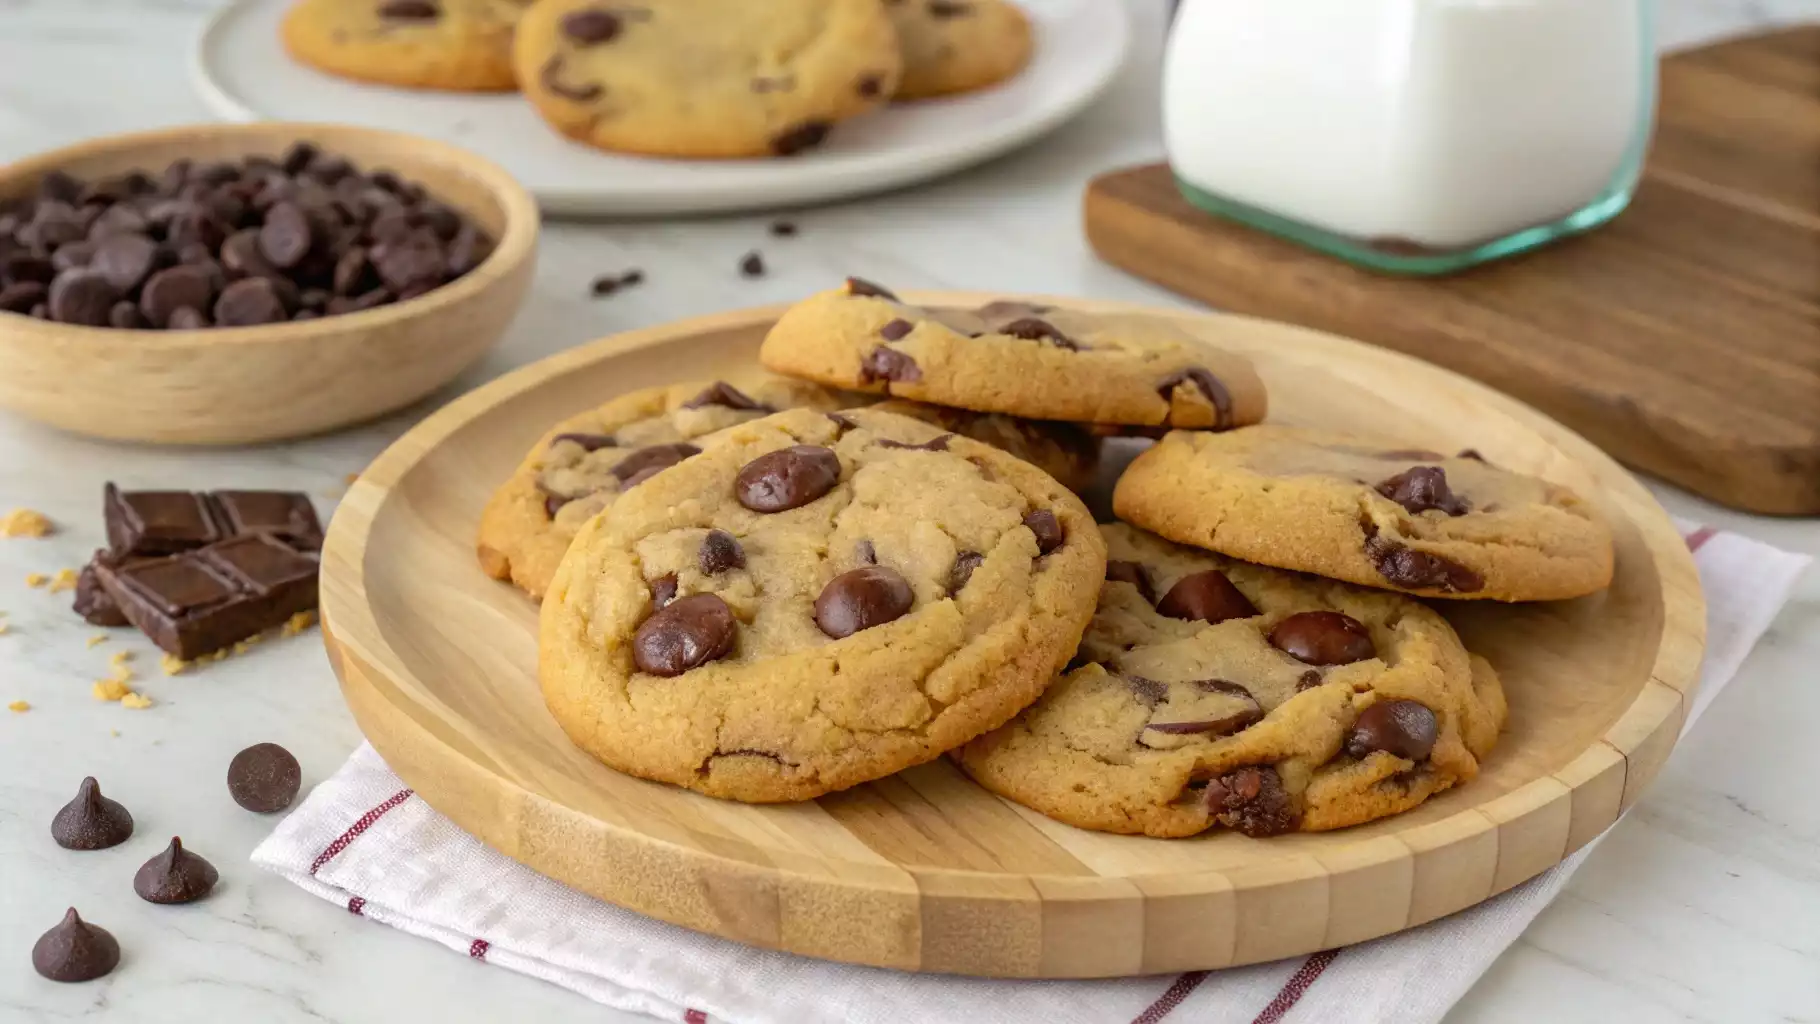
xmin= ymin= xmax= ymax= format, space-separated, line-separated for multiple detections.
xmin=318 ymin=295 xmax=1704 ymax=977
xmin=1084 ymin=28 xmax=1820 ymax=515
xmin=0 ymin=123 xmax=538 ymax=445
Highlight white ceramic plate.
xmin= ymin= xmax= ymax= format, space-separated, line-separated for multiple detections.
xmin=190 ymin=0 xmax=1129 ymax=217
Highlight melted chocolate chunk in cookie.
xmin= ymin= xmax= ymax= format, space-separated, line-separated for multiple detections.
xmin=549 ymin=432 xmax=616 ymax=452
xmin=879 ymin=318 xmax=914 ymax=341
xmin=861 ymin=345 xmax=921 ymax=383
xmin=735 ymin=445 xmax=841 ymax=512
xmin=1269 ymin=611 xmax=1375 ymax=666
xmin=1346 ymin=699 xmax=1438 ymax=761
xmin=633 ymin=593 xmax=736 ymax=676
xmin=1155 ymin=570 xmax=1256 ymax=624
xmin=561 ymin=9 xmax=622 ymax=44
xmin=612 ymin=443 xmax=701 ymax=483
xmin=1362 ymin=521 xmax=1487 ymax=593
xmin=1156 ymin=367 xmax=1234 ymax=428
xmin=772 ymin=121 xmax=831 ymax=157
xmin=1376 ymin=466 xmax=1469 ymax=516
xmin=814 ymin=566 xmax=913 ymax=638
xmin=697 ymin=529 xmax=745 ymax=574
xmin=1022 ymin=510 xmax=1064 ymax=554
xmin=683 ymin=381 xmax=766 ymax=411
xmin=1203 ymin=765 xmax=1298 ymax=837
xmin=845 ymin=276 xmax=897 ymax=300
xmin=999 ymin=317 xmax=1078 ymax=351
xmin=947 ymin=550 xmax=983 ymax=594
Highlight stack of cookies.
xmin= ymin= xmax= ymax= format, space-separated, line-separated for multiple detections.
xmin=282 ymin=0 xmax=1034 ymax=158
xmin=477 ymin=279 xmax=1616 ymax=839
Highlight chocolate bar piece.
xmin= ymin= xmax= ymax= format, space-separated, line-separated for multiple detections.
xmin=72 ymin=552 xmax=130 ymax=627
xmin=103 ymin=484 xmax=322 ymax=557
xmin=95 ymin=535 xmax=319 ymax=659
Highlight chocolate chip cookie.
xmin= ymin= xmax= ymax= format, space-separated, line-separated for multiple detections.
xmin=539 ymin=406 xmax=1106 ymax=802
xmin=1114 ymin=426 xmax=1615 ymax=602
xmin=282 ymin=0 xmax=533 ymax=92
xmin=886 ymin=0 xmax=1033 ymax=100
xmin=513 ymin=0 xmax=903 ymax=158
xmin=759 ymin=280 xmax=1268 ymax=430
xmin=477 ymin=377 xmax=851 ymax=601
xmin=959 ymin=523 xmax=1507 ymax=837
xmin=869 ymin=399 xmax=1100 ymax=494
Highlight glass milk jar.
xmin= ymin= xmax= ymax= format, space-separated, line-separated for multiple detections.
xmin=1163 ymin=0 xmax=1656 ymax=274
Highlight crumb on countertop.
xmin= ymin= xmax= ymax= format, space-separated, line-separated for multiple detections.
xmin=283 ymin=610 xmax=317 ymax=636
xmin=120 ymin=692 xmax=153 ymax=710
xmin=0 ymin=509 xmax=54 ymax=538
xmin=0 ymin=622 xmax=10 ymax=635
xmin=25 ymin=573 xmax=48 ymax=589
xmin=343 ymin=472 xmax=360 ymax=485
xmin=93 ymin=679 xmax=132 ymax=702
xmin=109 ymin=650 xmax=133 ymax=667
xmin=7 ymin=700 xmax=28 ymax=713
xmin=46 ymin=569 xmax=79 ymax=594
xmin=86 ymin=634 xmax=108 ymax=648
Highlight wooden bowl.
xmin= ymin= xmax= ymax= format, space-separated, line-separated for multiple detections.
xmin=319 ymin=295 xmax=1704 ymax=978
xmin=0 ymin=123 xmax=537 ymax=445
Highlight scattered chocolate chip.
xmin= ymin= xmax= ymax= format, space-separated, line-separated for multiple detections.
xmin=948 ymin=551 xmax=984 ymax=594
xmin=876 ymin=434 xmax=951 ymax=452
xmin=1269 ymin=611 xmax=1375 ymax=666
xmin=739 ymin=251 xmax=766 ymax=278
xmin=47 ymin=270 xmax=119 ymax=326
xmin=133 ymin=837 xmax=220 ymax=904
xmin=619 ymin=269 xmax=644 ymax=285
xmin=1156 ymin=570 xmax=1257 ymax=624
xmin=772 ymin=121 xmax=832 ymax=156
xmin=999 ymin=317 xmax=1078 ymax=350
xmin=214 ymin=277 xmax=288 ymax=327
xmin=1295 ymin=669 xmax=1324 ymax=692
xmin=770 ymin=221 xmax=798 ymax=237
xmin=378 ymin=0 xmax=440 ymax=19
xmin=698 ymin=529 xmax=745 ymax=574
xmin=1022 ymin=510 xmax=1064 ymax=554
xmin=257 ymin=201 xmax=313 ymax=269
xmin=1346 ymin=700 xmax=1439 ymax=761
xmin=1203 ymin=765 xmax=1298 ymax=837
xmin=1104 ymin=560 xmax=1154 ymax=603
xmin=31 ymin=909 xmax=119 ymax=983
xmin=861 ymin=346 xmax=921 ymax=383
xmin=633 ymin=593 xmax=736 ymax=676
xmin=845 ymin=276 xmax=897 ymax=300
xmin=550 ymin=432 xmax=616 ymax=451
xmin=1156 ymin=367 xmax=1235 ymax=428
xmin=611 ymin=443 xmax=702 ymax=483
xmin=590 ymin=275 xmax=624 ymax=297
xmin=878 ymin=318 xmax=915 ymax=341
xmin=650 ymin=573 xmax=678 ymax=609
xmin=683 ymin=381 xmax=766 ymax=411
xmin=735 ymin=445 xmax=841 ymax=512
xmin=814 ymin=566 xmax=914 ymax=638
xmin=561 ymin=8 xmax=622 ymax=45
xmin=1376 ymin=466 xmax=1469 ymax=516
xmin=227 ymin=742 xmax=302 ymax=813
xmin=51 ymin=777 xmax=134 ymax=850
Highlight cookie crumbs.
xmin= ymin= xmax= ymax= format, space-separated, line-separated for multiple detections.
xmin=110 ymin=729 xmax=120 ymax=738
xmin=119 ymin=692 xmax=153 ymax=710
xmin=86 ymin=634 xmax=108 ymax=648
xmin=25 ymin=573 xmax=49 ymax=589
xmin=160 ymin=653 xmax=188 ymax=676
xmin=0 ymin=509 xmax=54 ymax=538
xmin=46 ymin=569 xmax=79 ymax=593
xmin=109 ymin=650 xmax=133 ymax=668
xmin=343 ymin=472 xmax=360 ymax=485
xmin=283 ymin=610 xmax=318 ymax=636
xmin=0 ymin=622 xmax=9 ymax=635
xmin=93 ymin=679 xmax=132 ymax=702
xmin=7 ymin=700 xmax=28 ymax=713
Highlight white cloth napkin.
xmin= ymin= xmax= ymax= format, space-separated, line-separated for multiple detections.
xmin=255 ymin=522 xmax=1808 ymax=1024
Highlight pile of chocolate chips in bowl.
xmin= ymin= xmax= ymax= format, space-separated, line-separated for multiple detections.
xmin=0 ymin=142 xmax=494 ymax=329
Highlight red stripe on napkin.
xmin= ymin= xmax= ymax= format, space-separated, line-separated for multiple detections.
xmin=683 ymin=1011 xmax=709 ymax=1024
xmin=1685 ymin=526 xmax=1719 ymax=552
xmin=347 ymin=896 xmax=366 ymax=916
xmin=1129 ymin=971 xmax=1207 ymax=1023
xmin=310 ymin=788 xmax=414 ymax=875
xmin=469 ymin=939 xmax=490 ymax=960
xmin=1251 ymin=950 xmax=1340 ymax=1024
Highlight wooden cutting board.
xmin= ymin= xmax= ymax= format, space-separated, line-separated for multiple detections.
xmin=1085 ymin=28 xmax=1820 ymax=515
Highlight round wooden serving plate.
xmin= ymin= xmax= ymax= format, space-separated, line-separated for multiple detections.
xmin=319 ymin=295 xmax=1705 ymax=978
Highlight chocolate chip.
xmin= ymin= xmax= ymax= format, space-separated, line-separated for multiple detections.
xmin=332 ymin=246 xmax=372 ymax=296
xmin=1156 ymin=367 xmax=1235 ymax=428
xmin=861 ymin=346 xmax=921 ymax=383
xmin=845 ymin=276 xmax=897 ymax=300
xmin=1361 ymin=520 xmax=1486 ymax=593
xmin=876 ymin=434 xmax=951 ymax=452
xmin=549 ymin=432 xmax=616 ymax=451
xmin=31 ymin=909 xmax=119 ymax=983
xmin=540 ymin=55 xmax=604 ymax=101
xmin=52 ymin=240 xmax=97 ymax=272
xmin=619 ymin=269 xmax=644 ymax=286
xmin=133 ymin=837 xmax=220 ymax=904
xmin=770 ymin=221 xmax=798 ymax=237
xmin=735 ymin=445 xmax=841 ymax=512
xmin=683 ymin=381 xmax=766 ymax=411
xmin=227 ymin=742 xmax=302 ymax=813
xmin=256 ymin=201 xmax=312 ymax=269
xmin=542 ymin=493 xmax=569 ymax=518
xmin=698 ymin=529 xmax=745 ymax=574
xmin=28 ymin=301 xmax=47 ymax=318
xmin=814 ymin=566 xmax=914 ymax=638
xmin=1269 ymin=611 xmax=1375 ymax=665
xmin=562 ymin=9 xmax=622 ymax=44
xmin=1458 ymin=449 xmax=1486 ymax=462
xmin=87 ymin=203 xmax=148 ymax=240
xmin=773 ymin=121 xmax=832 ymax=156
xmin=633 ymin=593 xmax=736 ymax=676
xmin=999 ymin=317 xmax=1078 ymax=350
xmin=1296 ymin=669 xmax=1324 ymax=692
xmin=214 ymin=277 xmax=288 ymax=326
xmin=928 ymin=0 xmax=973 ymax=15
xmin=1022 ymin=510 xmax=1064 ymax=554
xmin=90 ymin=233 xmax=158 ymax=292
xmin=948 ymin=551 xmax=984 ymax=594
xmin=650 ymin=573 xmax=678 ymax=609
xmin=140 ymin=263 xmax=216 ymax=327
xmin=168 ymin=306 xmax=209 ymax=330
xmin=879 ymin=318 xmax=914 ymax=341
xmin=1376 ymin=466 xmax=1469 ymax=516
xmin=39 ymin=170 xmax=83 ymax=203
xmin=375 ymin=233 xmax=446 ymax=292
xmin=108 ymin=300 xmax=143 ymax=329
xmin=1104 ymin=560 xmax=1154 ymax=603
xmin=589 ymin=275 xmax=623 ymax=297
xmin=1377 ymin=448 xmax=1445 ymax=461
xmin=611 ymin=442 xmax=701 ymax=484
xmin=1125 ymin=675 xmax=1167 ymax=704
xmin=1156 ymin=570 xmax=1256 ymax=624
xmin=3 ymin=252 xmax=56 ymax=285
xmin=856 ymin=74 xmax=884 ymax=98
xmin=46 ymin=270 xmax=118 ymax=326
xmin=1146 ymin=682 xmax=1262 ymax=737
xmin=0 ymin=280 xmax=46 ymax=313
xmin=1203 ymin=765 xmax=1298 ymax=837
xmin=378 ymin=0 xmax=440 ymax=19
xmin=1347 ymin=700 xmax=1439 ymax=761
xmin=739 ymin=251 xmax=766 ymax=278
xmin=51 ymin=777 xmax=134 ymax=850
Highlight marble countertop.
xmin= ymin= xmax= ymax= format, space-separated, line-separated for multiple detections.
xmin=1 ymin=2 xmax=1816 ymax=1022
